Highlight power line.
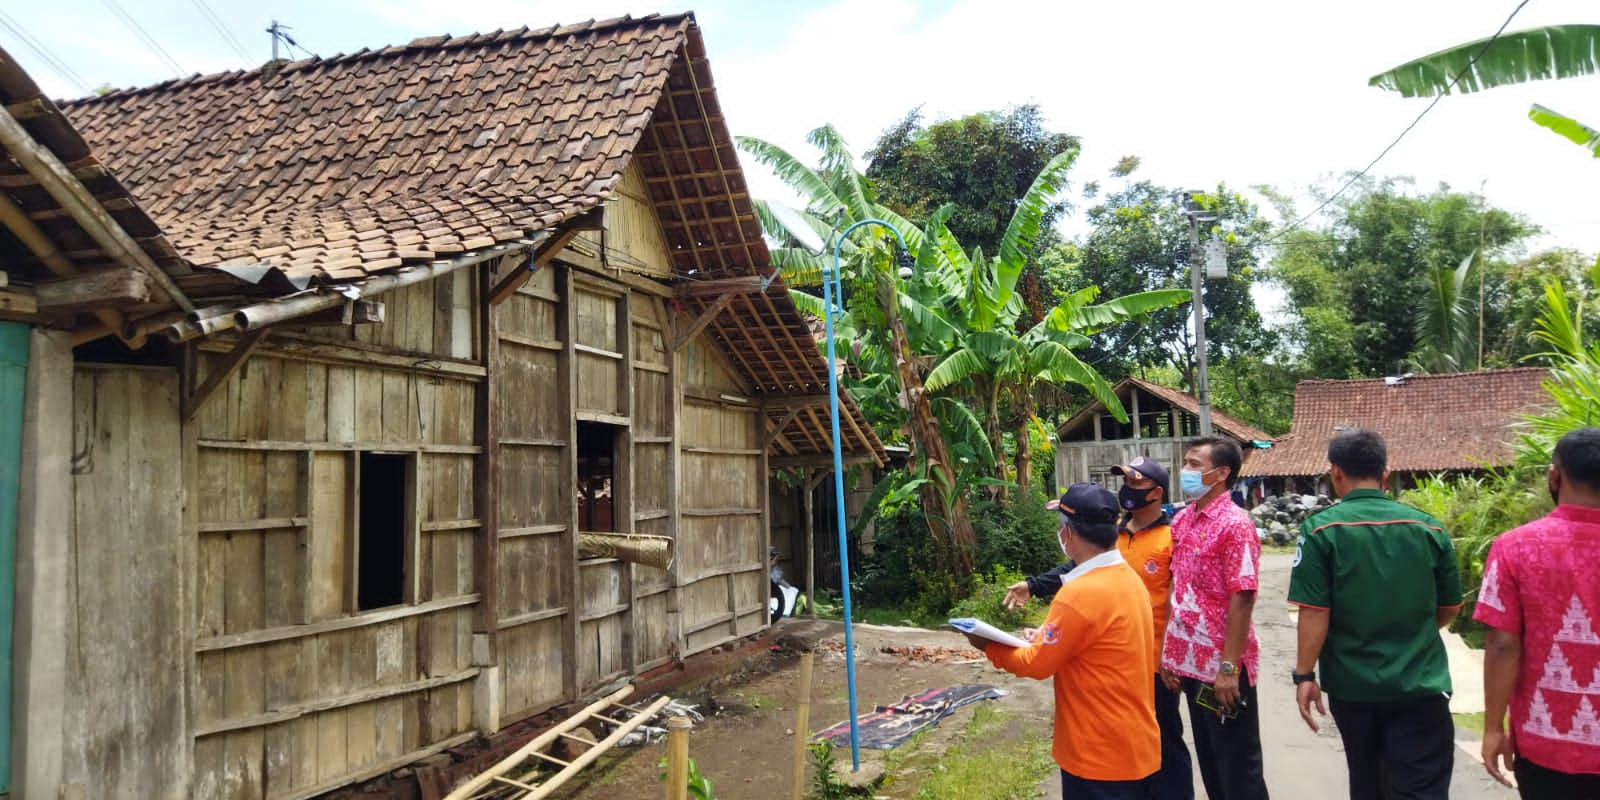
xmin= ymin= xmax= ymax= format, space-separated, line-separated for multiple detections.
xmin=100 ymin=0 xmax=186 ymax=77
xmin=190 ymin=0 xmax=251 ymax=62
xmin=0 ymin=9 xmax=92 ymax=94
xmin=1262 ymin=0 xmax=1530 ymax=245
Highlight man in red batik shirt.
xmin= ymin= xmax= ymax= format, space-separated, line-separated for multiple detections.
xmin=1476 ymin=427 xmax=1600 ymax=797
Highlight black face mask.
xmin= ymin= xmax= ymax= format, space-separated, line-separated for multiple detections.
xmin=1118 ymin=484 xmax=1157 ymax=511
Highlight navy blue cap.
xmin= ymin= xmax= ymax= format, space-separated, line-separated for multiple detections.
xmin=1112 ymin=456 xmax=1170 ymax=491
xmin=1046 ymin=482 xmax=1120 ymax=525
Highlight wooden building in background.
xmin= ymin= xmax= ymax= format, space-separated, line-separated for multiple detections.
xmin=1054 ymin=377 xmax=1270 ymax=498
xmin=0 ymin=14 xmax=881 ymax=799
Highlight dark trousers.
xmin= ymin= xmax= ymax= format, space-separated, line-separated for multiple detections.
xmin=1061 ymin=769 xmax=1153 ymax=799
xmin=1182 ymin=673 xmax=1269 ymax=800
xmin=1153 ymin=673 xmax=1194 ymax=800
xmin=1516 ymin=756 xmax=1600 ymax=800
xmin=1328 ymin=694 xmax=1452 ymax=800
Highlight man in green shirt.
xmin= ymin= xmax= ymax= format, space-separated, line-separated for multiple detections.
xmin=1288 ymin=428 xmax=1463 ymax=800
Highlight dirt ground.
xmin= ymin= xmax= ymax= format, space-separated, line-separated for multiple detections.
xmin=550 ymin=554 xmax=1515 ymax=800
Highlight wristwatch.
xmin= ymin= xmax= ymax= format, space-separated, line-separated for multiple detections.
xmin=1292 ymin=671 xmax=1317 ymax=685
xmin=1218 ymin=661 xmax=1237 ymax=677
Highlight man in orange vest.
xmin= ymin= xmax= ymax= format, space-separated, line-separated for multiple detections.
xmin=973 ymin=482 xmax=1159 ymax=797
xmin=1006 ymin=458 xmax=1190 ymax=798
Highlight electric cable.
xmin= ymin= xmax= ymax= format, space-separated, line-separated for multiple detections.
xmin=190 ymin=0 xmax=251 ymax=62
xmin=101 ymin=0 xmax=186 ymax=77
xmin=0 ymin=9 xmax=92 ymax=94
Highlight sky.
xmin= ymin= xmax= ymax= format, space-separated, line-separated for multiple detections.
xmin=5 ymin=0 xmax=1599 ymax=262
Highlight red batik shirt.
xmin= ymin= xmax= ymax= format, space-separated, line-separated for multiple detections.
xmin=1162 ymin=496 xmax=1262 ymax=682
xmin=1475 ymin=505 xmax=1600 ymax=774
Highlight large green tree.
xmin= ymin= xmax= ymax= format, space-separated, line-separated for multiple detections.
xmin=867 ymin=106 xmax=1082 ymax=325
xmin=1267 ymin=178 xmax=1536 ymax=377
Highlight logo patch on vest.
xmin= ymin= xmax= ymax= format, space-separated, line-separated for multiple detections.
xmin=1040 ymin=623 xmax=1060 ymax=645
xmin=1144 ymin=558 xmax=1159 ymax=575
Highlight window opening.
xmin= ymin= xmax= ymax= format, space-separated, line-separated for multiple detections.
xmin=357 ymin=452 xmax=409 ymax=610
xmin=577 ymin=422 xmax=619 ymax=532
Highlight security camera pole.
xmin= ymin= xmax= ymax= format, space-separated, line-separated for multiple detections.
xmin=1182 ymin=191 xmax=1216 ymax=436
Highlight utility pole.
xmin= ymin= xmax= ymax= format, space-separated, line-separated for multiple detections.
xmin=1181 ymin=191 xmax=1215 ymax=436
xmin=268 ymin=20 xmax=281 ymax=62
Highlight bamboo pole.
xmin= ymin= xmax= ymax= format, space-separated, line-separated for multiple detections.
xmin=440 ymin=684 xmax=633 ymax=800
xmin=666 ymin=716 xmax=692 ymax=800
xmin=520 ymin=695 xmax=674 ymax=800
xmin=790 ymin=652 xmax=815 ymax=800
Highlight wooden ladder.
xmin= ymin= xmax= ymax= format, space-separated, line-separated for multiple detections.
xmin=443 ymin=685 xmax=673 ymax=800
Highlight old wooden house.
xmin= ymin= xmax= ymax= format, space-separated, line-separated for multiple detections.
xmin=1054 ymin=377 xmax=1271 ymax=497
xmin=0 ymin=14 xmax=881 ymax=799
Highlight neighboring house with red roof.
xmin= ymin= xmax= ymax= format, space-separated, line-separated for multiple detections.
xmin=0 ymin=15 xmax=882 ymax=798
xmin=1239 ymin=368 xmax=1552 ymax=493
xmin=1055 ymin=377 xmax=1272 ymax=499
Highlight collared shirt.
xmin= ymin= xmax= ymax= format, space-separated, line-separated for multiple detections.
xmin=1163 ymin=494 xmax=1262 ymax=682
xmin=1475 ymin=505 xmax=1600 ymax=775
xmin=1029 ymin=515 xmax=1174 ymax=655
xmin=986 ymin=549 xmax=1159 ymax=781
xmin=1288 ymin=488 xmax=1461 ymax=702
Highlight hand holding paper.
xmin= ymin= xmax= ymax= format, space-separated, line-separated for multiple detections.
xmin=948 ymin=617 xmax=1030 ymax=649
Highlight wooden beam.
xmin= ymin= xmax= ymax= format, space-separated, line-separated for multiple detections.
xmin=761 ymin=406 xmax=803 ymax=450
xmin=0 ymin=163 xmax=106 ymax=188
xmin=769 ymin=452 xmax=879 ymax=469
xmin=4 ymin=99 xmax=51 ymax=121
xmin=183 ymin=329 xmax=267 ymax=421
xmin=34 ymin=269 xmax=150 ymax=310
xmin=0 ymin=287 xmax=37 ymax=316
xmin=760 ymin=393 xmax=829 ymax=411
xmin=0 ymin=105 xmax=193 ymax=311
xmin=671 ymin=294 xmax=732 ymax=352
xmin=672 ymin=275 xmax=771 ymax=299
xmin=488 ymin=208 xmax=605 ymax=306
xmin=0 ymin=191 xmax=134 ymax=344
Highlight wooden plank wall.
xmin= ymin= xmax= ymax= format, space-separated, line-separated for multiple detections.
xmin=65 ymin=365 xmax=189 ymax=799
xmin=630 ymin=298 xmax=675 ymax=670
xmin=187 ymin=277 xmax=482 ymax=799
xmin=676 ymin=340 xmax=767 ymax=655
xmin=491 ymin=266 xmax=573 ymax=722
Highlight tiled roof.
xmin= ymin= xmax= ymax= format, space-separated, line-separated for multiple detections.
xmin=1057 ymin=377 xmax=1274 ymax=445
xmin=1240 ymin=368 xmax=1552 ymax=477
xmin=39 ymin=13 xmax=881 ymax=461
xmin=60 ymin=15 xmax=696 ymax=282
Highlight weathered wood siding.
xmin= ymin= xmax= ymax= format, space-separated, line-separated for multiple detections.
xmin=630 ymin=297 xmax=675 ymax=669
xmin=1055 ymin=439 xmax=1186 ymax=498
xmin=66 ymin=366 xmax=189 ymax=800
xmin=676 ymin=340 xmax=767 ymax=654
xmin=187 ymin=284 xmax=482 ymax=798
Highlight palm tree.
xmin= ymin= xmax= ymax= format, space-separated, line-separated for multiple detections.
xmin=1413 ymin=252 xmax=1479 ymax=373
xmin=1370 ymin=25 xmax=1600 ymax=156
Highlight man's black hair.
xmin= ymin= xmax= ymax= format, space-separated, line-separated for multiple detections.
xmin=1186 ymin=436 xmax=1244 ymax=489
xmin=1554 ymin=427 xmax=1600 ymax=491
xmin=1068 ymin=518 xmax=1119 ymax=549
xmin=1328 ymin=428 xmax=1387 ymax=480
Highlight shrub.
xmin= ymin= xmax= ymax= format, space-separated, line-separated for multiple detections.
xmin=1401 ymin=468 xmax=1551 ymax=646
xmin=948 ymin=566 xmax=1047 ymax=630
xmin=972 ymin=491 xmax=1062 ymax=579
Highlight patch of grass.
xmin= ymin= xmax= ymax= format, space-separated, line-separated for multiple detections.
xmin=910 ymin=705 xmax=1052 ymax=800
xmin=734 ymin=691 xmax=783 ymax=711
xmin=1454 ymin=711 xmax=1485 ymax=735
xmin=1262 ymin=543 xmax=1298 ymax=556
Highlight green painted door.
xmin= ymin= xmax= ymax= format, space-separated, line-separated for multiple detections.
xmin=0 ymin=321 xmax=25 ymax=793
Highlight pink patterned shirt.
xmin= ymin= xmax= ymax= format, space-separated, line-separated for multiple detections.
xmin=1475 ymin=505 xmax=1600 ymax=774
xmin=1162 ymin=496 xmax=1262 ymax=682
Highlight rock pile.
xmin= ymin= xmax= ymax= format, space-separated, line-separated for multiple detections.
xmin=1249 ymin=493 xmax=1334 ymax=544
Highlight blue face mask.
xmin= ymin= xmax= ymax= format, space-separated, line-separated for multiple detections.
xmin=1180 ymin=468 xmax=1211 ymax=498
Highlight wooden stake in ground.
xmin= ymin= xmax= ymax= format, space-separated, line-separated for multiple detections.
xmin=667 ymin=716 xmax=692 ymax=800
xmin=790 ymin=651 xmax=815 ymax=800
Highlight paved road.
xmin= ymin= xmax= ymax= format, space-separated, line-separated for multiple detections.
xmin=1044 ymin=553 xmax=1512 ymax=798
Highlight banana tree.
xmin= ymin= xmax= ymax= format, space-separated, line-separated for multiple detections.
xmin=738 ymin=126 xmax=980 ymax=573
xmin=915 ymin=153 xmax=1190 ymax=497
xmin=1370 ymin=25 xmax=1600 ymax=156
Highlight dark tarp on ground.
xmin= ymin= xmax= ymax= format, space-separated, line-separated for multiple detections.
xmin=815 ymin=684 xmax=1006 ymax=750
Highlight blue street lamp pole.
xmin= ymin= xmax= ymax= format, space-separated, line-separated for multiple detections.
xmin=824 ymin=219 xmax=911 ymax=772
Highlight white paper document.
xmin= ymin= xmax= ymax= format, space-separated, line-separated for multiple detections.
xmin=948 ymin=617 xmax=1030 ymax=648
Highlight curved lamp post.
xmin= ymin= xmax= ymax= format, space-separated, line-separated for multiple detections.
xmin=824 ymin=219 xmax=911 ymax=771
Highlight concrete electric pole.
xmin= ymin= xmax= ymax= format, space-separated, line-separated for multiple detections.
xmin=1181 ymin=191 xmax=1221 ymax=436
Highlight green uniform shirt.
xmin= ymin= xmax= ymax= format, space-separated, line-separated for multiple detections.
xmin=1287 ymin=488 xmax=1462 ymax=702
